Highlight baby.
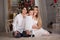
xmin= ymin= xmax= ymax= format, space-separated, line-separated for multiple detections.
xmin=25 ymin=9 xmax=34 ymax=36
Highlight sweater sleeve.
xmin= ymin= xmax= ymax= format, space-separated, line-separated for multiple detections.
xmin=12 ymin=16 xmax=18 ymax=32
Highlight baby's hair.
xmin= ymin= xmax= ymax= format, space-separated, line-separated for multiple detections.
xmin=28 ymin=8 xmax=34 ymax=13
xmin=27 ymin=8 xmax=34 ymax=16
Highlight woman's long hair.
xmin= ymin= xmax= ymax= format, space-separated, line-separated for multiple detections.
xmin=33 ymin=6 xmax=42 ymax=29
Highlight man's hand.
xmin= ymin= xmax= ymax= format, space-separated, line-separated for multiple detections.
xmin=26 ymin=30 xmax=31 ymax=35
xmin=14 ymin=31 xmax=19 ymax=36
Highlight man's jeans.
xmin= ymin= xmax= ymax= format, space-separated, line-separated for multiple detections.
xmin=13 ymin=31 xmax=35 ymax=38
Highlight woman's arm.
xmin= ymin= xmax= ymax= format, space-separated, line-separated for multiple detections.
xmin=32 ymin=18 xmax=42 ymax=29
xmin=32 ymin=24 xmax=38 ymax=29
xmin=32 ymin=24 xmax=40 ymax=29
xmin=37 ymin=18 xmax=42 ymax=29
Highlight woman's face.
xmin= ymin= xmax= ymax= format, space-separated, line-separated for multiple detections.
xmin=29 ymin=10 xmax=33 ymax=16
xmin=22 ymin=7 xmax=27 ymax=14
xmin=33 ymin=8 xmax=38 ymax=16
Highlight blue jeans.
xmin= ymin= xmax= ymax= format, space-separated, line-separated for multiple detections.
xmin=13 ymin=31 xmax=23 ymax=38
xmin=13 ymin=31 xmax=35 ymax=38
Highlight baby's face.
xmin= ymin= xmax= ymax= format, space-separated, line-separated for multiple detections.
xmin=29 ymin=10 xmax=34 ymax=16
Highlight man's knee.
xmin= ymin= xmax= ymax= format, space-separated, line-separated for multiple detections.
xmin=13 ymin=31 xmax=22 ymax=38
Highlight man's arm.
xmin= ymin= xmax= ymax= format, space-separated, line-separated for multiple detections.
xmin=13 ymin=16 xmax=18 ymax=32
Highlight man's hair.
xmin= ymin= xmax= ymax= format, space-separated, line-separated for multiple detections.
xmin=21 ymin=6 xmax=27 ymax=10
xmin=21 ymin=6 xmax=27 ymax=13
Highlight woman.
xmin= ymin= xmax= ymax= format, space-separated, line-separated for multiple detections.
xmin=32 ymin=6 xmax=50 ymax=37
xmin=13 ymin=7 xmax=27 ymax=38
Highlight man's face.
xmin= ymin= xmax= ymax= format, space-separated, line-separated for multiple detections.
xmin=22 ymin=8 xmax=27 ymax=14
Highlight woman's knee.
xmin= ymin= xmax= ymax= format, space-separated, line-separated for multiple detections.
xmin=44 ymin=31 xmax=50 ymax=35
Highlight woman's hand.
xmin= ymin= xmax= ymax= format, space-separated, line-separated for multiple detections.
xmin=32 ymin=24 xmax=41 ymax=29
xmin=32 ymin=24 xmax=38 ymax=29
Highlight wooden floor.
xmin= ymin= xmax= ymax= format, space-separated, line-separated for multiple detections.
xmin=0 ymin=32 xmax=60 ymax=40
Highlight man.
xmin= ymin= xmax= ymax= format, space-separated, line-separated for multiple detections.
xmin=13 ymin=7 xmax=27 ymax=38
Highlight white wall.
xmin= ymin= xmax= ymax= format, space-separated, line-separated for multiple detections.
xmin=4 ymin=0 xmax=8 ymax=32
xmin=0 ymin=0 xmax=5 ymax=32
xmin=35 ymin=0 xmax=39 ymax=6
xmin=0 ymin=0 xmax=8 ymax=32
xmin=46 ymin=0 xmax=56 ymax=24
